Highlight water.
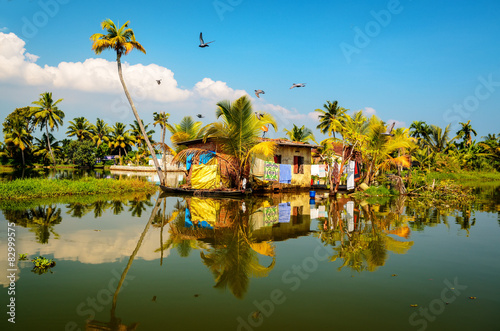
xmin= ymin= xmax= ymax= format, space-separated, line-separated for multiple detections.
xmin=1 ymin=190 xmax=499 ymax=330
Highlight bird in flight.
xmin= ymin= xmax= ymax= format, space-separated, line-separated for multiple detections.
xmin=156 ymin=79 xmax=162 ymax=85
xmin=196 ymin=114 xmax=205 ymax=118
xmin=254 ymin=112 xmax=264 ymax=120
xmin=290 ymin=83 xmax=306 ymax=89
xmin=381 ymin=122 xmax=395 ymax=136
xmin=199 ymin=32 xmax=215 ymax=48
xmin=254 ymin=90 xmax=265 ymax=98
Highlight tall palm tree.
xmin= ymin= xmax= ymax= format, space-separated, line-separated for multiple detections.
xmin=153 ymin=111 xmax=173 ymax=184
xmin=4 ymin=117 xmax=32 ymax=166
xmin=283 ymin=124 xmax=317 ymax=144
xmin=315 ymin=100 xmax=348 ymax=138
xmin=201 ymin=95 xmax=278 ymax=188
xmin=109 ymin=122 xmax=136 ymax=161
xmin=90 ymin=118 xmax=111 ymax=147
xmin=32 ymin=133 xmax=62 ymax=164
xmin=456 ymin=120 xmax=477 ymax=147
xmin=30 ymin=92 xmax=64 ymax=166
xmin=66 ymin=117 xmax=92 ymax=141
xmin=91 ymin=18 xmax=164 ymax=183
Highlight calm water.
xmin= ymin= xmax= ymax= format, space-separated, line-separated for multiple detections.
xmin=1 ymin=189 xmax=499 ymax=331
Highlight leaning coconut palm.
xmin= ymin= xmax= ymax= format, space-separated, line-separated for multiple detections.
xmin=4 ymin=117 xmax=32 ymax=167
xmin=90 ymin=18 xmax=164 ymax=183
xmin=283 ymin=124 xmax=317 ymax=144
xmin=32 ymin=133 xmax=62 ymax=165
xmin=153 ymin=112 xmax=174 ymax=183
xmin=30 ymin=92 xmax=64 ymax=167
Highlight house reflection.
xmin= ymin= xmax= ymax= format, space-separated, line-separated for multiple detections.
xmin=314 ymin=197 xmax=414 ymax=273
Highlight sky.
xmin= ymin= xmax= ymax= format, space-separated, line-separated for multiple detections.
xmin=1 ymin=0 xmax=499 ymax=144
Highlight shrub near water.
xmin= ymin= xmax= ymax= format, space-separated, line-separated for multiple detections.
xmin=0 ymin=177 xmax=157 ymax=200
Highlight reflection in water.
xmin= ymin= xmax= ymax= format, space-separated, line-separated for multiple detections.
xmin=314 ymin=197 xmax=414 ymax=272
xmin=4 ymin=205 xmax=62 ymax=243
xmin=86 ymin=198 xmax=162 ymax=331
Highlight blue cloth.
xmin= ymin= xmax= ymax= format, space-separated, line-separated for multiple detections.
xmin=186 ymin=153 xmax=194 ymax=171
xmin=279 ymin=164 xmax=292 ymax=184
xmin=279 ymin=202 xmax=291 ymax=223
xmin=199 ymin=151 xmax=215 ymax=164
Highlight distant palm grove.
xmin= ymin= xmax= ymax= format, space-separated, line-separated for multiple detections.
xmin=2 ymin=92 xmax=500 ymax=182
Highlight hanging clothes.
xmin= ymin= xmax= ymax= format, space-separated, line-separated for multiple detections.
xmin=311 ymin=164 xmax=320 ymax=176
xmin=264 ymin=161 xmax=279 ymax=181
xmin=279 ymin=164 xmax=292 ymax=184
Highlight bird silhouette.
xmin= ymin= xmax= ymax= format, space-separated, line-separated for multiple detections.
xmin=199 ymin=32 xmax=214 ymax=48
xmin=196 ymin=114 xmax=205 ymax=118
xmin=381 ymin=122 xmax=395 ymax=136
xmin=254 ymin=112 xmax=264 ymax=120
xmin=254 ymin=89 xmax=265 ymax=98
xmin=156 ymin=79 xmax=162 ymax=85
xmin=290 ymin=83 xmax=306 ymax=89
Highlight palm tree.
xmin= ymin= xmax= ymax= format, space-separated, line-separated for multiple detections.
xmin=4 ymin=117 xmax=32 ymax=166
xmin=165 ymin=116 xmax=207 ymax=152
xmin=32 ymin=133 xmax=62 ymax=164
xmin=283 ymin=124 xmax=317 ymax=144
xmin=315 ymin=100 xmax=348 ymax=138
xmin=66 ymin=117 xmax=92 ymax=141
xmin=201 ymin=95 xmax=278 ymax=188
xmin=425 ymin=124 xmax=452 ymax=153
xmin=456 ymin=120 xmax=477 ymax=147
xmin=130 ymin=119 xmax=155 ymax=148
xmin=30 ymin=92 xmax=64 ymax=166
xmin=109 ymin=122 xmax=136 ymax=162
xmin=91 ymin=18 xmax=164 ymax=183
xmin=153 ymin=112 xmax=173 ymax=184
xmin=90 ymin=118 xmax=111 ymax=147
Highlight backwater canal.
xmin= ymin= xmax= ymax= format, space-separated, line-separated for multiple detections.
xmin=1 ymin=188 xmax=499 ymax=330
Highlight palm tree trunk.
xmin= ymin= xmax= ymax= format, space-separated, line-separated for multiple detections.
xmin=116 ymin=56 xmax=165 ymax=184
xmin=21 ymin=149 xmax=25 ymax=167
xmin=161 ymin=124 xmax=166 ymax=185
xmin=46 ymin=125 xmax=55 ymax=167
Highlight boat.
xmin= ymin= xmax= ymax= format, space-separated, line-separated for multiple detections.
xmin=159 ymin=185 xmax=251 ymax=198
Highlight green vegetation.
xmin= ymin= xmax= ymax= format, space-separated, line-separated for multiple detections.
xmin=19 ymin=253 xmax=28 ymax=261
xmin=0 ymin=177 xmax=157 ymax=200
xmin=31 ymin=256 xmax=56 ymax=275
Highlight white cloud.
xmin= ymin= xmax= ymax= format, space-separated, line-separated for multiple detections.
xmin=363 ymin=107 xmax=377 ymax=116
xmin=387 ymin=119 xmax=406 ymax=128
xmin=307 ymin=111 xmax=320 ymax=121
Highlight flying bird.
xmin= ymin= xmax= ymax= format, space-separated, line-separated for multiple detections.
xmin=254 ymin=89 xmax=265 ymax=98
xmin=199 ymin=32 xmax=215 ymax=48
xmin=196 ymin=114 xmax=205 ymax=118
xmin=254 ymin=112 xmax=264 ymax=120
xmin=156 ymin=79 xmax=162 ymax=85
xmin=290 ymin=83 xmax=306 ymax=89
xmin=381 ymin=122 xmax=396 ymax=136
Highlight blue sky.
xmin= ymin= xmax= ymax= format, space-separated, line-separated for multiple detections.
xmin=1 ymin=0 xmax=499 ymax=144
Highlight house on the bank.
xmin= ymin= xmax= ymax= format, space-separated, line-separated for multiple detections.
xmin=177 ymin=138 xmax=318 ymax=191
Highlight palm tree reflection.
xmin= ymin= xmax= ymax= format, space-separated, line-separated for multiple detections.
xmin=316 ymin=198 xmax=413 ymax=273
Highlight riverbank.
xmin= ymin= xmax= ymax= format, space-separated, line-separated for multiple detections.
xmin=0 ymin=177 xmax=157 ymax=200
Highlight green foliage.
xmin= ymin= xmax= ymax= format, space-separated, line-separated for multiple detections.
xmin=0 ymin=177 xmax=157 ymax=201
xmin=19 ymin=253 xmax=28 ymax=260
xmin=66 ymin=140 xmax=97 ymax=167
xmin=31 ymin=256 xmax=56 ymax=275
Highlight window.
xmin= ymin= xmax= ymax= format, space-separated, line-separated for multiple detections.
xmin=293 ymin=156 xmax=304 ymax=174
xmin=274 ymin=155 xmax=282 ymax=164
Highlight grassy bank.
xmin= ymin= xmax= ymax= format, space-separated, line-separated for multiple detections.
xmin=0 ymin=177 xmax=157 ymax=200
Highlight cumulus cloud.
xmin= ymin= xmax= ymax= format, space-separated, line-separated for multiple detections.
xmin=363 ymin=107 xmax=377 ymax=116
xmin=0 ymin=32 xmax=305 ymax=132
xmin=307 ymin=111 xmax=320 ymax=121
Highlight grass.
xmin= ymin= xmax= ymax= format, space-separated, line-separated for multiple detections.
xmin=423 ymin=171 xmax=500 ymax=182
xmin=0 ymin=177 xmax=157 ymax=200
